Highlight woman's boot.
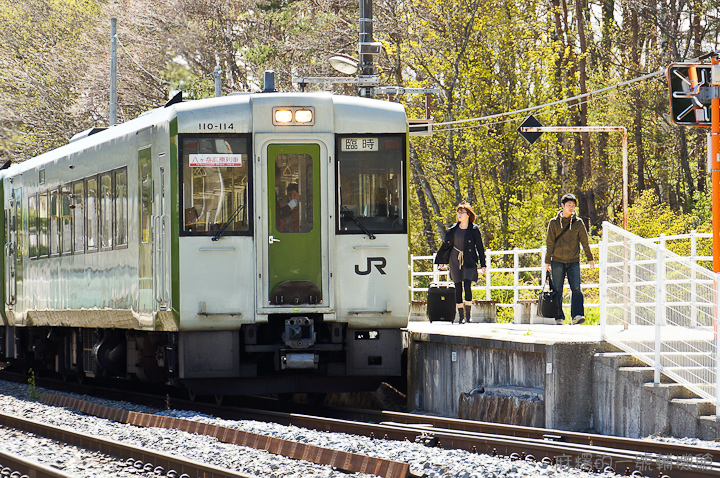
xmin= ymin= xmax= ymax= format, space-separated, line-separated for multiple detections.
xmin=464 ymin=303 xmax=472 ymax=323
xmin=456 ymin=305 xmax=464 ymax=324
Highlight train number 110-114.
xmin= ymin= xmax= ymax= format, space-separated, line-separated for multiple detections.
xmin=198 ymin=123 xmax=234 ymax=131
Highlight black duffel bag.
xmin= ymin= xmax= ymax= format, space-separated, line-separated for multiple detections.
xmin=537 ymin=276 xmax=559 ymax=318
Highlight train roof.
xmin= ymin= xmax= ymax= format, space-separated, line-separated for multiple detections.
xmin=3 ymin=92 xmax=407 ymax=178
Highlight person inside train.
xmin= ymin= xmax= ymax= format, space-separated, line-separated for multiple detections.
xmin=278 ymin=183 xmax=300 ymax=233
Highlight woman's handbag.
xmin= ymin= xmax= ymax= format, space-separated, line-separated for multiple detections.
xmin=537 ymin=276 xmax=559 ymax=318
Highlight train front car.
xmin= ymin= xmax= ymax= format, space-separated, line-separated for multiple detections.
xmin=0 ymin=90 xmax=409 ymax=398
xmin=177 ymin=92 xmax=409 ymax=396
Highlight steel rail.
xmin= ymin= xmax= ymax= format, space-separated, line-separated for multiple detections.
xmin=0 ymin=449 xmax=74 ymax=478
xmin=0 ymin=410 xmax=257 ymax=478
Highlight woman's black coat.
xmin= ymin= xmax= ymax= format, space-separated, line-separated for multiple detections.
xmin=434 ymin=222 xmax=486 ymax=268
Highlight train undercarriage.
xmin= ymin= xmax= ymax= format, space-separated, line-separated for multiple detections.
xmin=0 ymin=315 xmax=405 ymax=398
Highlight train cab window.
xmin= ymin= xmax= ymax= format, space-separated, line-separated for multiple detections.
xmin=72 ymin=181 xmax=84 ymax=254
xmin=61 ymin=184 xmax=72 ymax=255
xmin=337 ymin=135 xmax=405 ymax=234
xmin=86 ymin=176 xmax=99 ymax=252
xmin=100 ymin=172 xmax=113 ymax=250
xmin=50 ymin=189 xmax=60 ymax=256
xmin=28 ymin=194 xmax=37 ymax=259
xmin=180 ymin=135 xmax=250 ymax=236
xmin=114 ymin=168 xmax=128 ymax=247
xmin=38 ymin=192 xmax=49 ymax=257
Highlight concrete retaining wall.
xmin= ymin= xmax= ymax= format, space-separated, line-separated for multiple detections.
xmin=592 ymin=352 xmax=720 ymax=440
xmin=407 ymin=328 xmax=614 ymax=431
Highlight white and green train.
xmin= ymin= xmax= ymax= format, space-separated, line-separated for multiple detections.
xmin=0 ymin=86 xmax=409 ymax=397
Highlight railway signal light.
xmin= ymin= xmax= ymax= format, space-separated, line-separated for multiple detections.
xmin=667 ymin=63 xmax=715 ymax=126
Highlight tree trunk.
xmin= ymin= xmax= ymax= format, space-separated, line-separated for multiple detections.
xmin=631 ymin=9 xmax=645 ymax=194
xmin=576 ymin=0 xmax=597 ymax=227
xmin=410 ymin=145 xmax=438 ymax=252
xmin=678 ymin=127 xmax=695 ymax=210
xmin=409 ymin=143 xmax=445 ymax=239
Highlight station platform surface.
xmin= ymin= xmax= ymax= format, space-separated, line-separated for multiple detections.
xmin=406 ymin=320 xmax=715 ymax=345
xmin=407 ymin=320 xmax=604 ymax=344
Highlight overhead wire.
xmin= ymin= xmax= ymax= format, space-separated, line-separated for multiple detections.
xmin=434 ymin=80 xmax=649 ymax=133
xmin=429 ymin=68 xmax=667 ymax=133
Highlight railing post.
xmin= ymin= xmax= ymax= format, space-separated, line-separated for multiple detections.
xmin=630 ymin=237 xmax=636 ymax=327
xmin=540 ymin=245 xmax=547 ymax=286
xmin=485 ymin=249 xmax=491 ymax=301
xmin=691 ymin=231 xmax=697 ymax=328
xmin=654 ymin=246 xmax=665 ymax=385
xmin=513 ymin=247 xmax=519 ymax=316
xmin=600 ymin=222 xmax=608 ymax=340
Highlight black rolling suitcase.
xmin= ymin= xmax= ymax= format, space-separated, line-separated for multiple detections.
xmin=427 ymin=282 xmax=456 ymax=323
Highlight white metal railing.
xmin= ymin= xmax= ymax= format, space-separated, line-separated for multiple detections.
xmin=600 ymin=221 xmax=719 ymax=414
xmin=411 ymin=245 xmax=600 ymax=309
xmin=410 ymin=230 xmax=711 ymax=309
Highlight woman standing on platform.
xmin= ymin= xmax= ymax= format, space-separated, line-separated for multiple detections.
xmin=434 ymin=202 xmax=487 ymax=323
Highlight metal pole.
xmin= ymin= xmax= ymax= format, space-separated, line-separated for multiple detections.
xmin=655 ymin=246 xmax=664 ymax=384
xmin=214 ymin=66 xmax=222 ymax=97
xmin=712 ymin=56 xmax=720 ymax=272
xmin=110 ymin=18 xmax=117 ymax=126
xmin=520 ymin=126 xmax=628 ymax=229
xmin=621 ymin=129 xmax=628 ymax=230
xmin=715 ymin=272 xmax=720 ymax=419
xmin=359 ymin=0 xmax=374 ymax=77
xmin=485 ymin=249 xmax=491 ymax=301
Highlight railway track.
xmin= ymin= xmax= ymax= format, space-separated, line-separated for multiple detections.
xmin=0 ymin=408 xmax=257 ymax=478
xmin=2 ymin=371 xmax=719 ymax=478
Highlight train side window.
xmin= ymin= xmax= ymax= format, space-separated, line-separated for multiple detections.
xmin=86 ymin=176 xmax=99 ymax=253
xmin=336 ymin=135 xmax=405 ymax=234
xmin=61 ymin=184 xmax=72 ymax=255
xmin=100 ymin=172 xmax=113 ymax=251
xmin=114 ymin=167 xmax=128 ymax=248
xmin=180 ymin=135 xmax=250 ymax=235
xmin=28 ymin=194 xmax=37 ymax=259
xmin=38 ymin=192 xmax=49 ymax=257
xmin=50 ymin=189 xmax=60 ymax=256
xmin=72 ymin=181 xmax=84 ymax=254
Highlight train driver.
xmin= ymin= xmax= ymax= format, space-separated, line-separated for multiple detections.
xmin=278 ymin=183 xmax=300 ymax=233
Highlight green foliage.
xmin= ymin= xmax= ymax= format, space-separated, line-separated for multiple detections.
xmin=27 ymin=368 xmax=41 ymax=401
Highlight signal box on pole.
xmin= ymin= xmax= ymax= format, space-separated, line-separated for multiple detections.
xmin=667 ymin=63 xmax=715 ymax=126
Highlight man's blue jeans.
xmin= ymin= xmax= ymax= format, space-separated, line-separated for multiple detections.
xmin=550 ymin=261 xmax=583 ymax=321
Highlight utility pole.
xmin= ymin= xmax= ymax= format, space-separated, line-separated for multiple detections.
xmin=214 ymin=66 xmax=222 ymax=97
xmin=711 ymin=56 xmax=720 ymax=272
xmin=110 ymin=18 xmax=117 ymax=126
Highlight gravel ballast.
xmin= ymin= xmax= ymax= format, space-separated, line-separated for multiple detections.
xmin=0 ymin=380 xmax=716 ymax=478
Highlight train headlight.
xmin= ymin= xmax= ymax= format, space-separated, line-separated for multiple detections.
xmin=294 ymin=109 xmax=313 ymax=123
xmin=274 ymin=109 xmax=293 ymax=124
xmin=272 ymin=107 xmax=315 ymax=126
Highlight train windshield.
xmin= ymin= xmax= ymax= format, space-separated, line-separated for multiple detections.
xmin=180 ymin=135 xmax=250 ymax=235
xmin=337 ymin=134 xmax=405 ymax=234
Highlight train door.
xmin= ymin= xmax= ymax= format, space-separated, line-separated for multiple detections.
xmin=5 ymin=187 xmax=20 ymax=307
xmin=138 ymin=147 xmax=153 ymax=315
xmin=264 ymin=144 xmax=323 ymax=307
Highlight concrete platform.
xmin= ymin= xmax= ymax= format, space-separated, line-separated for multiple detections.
xmin=405 ymin=321 xmax=720 ymax=439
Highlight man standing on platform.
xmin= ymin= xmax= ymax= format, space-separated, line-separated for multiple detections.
xmin=544 ymin=193 xmax=595 ymax=325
